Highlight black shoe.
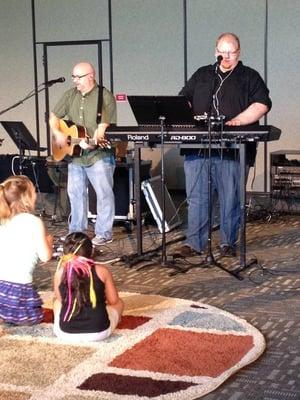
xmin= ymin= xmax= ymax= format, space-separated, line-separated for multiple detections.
xmin=173 ymin=245 xmax=202 ymax=258
xmin=220 ymin=245 xmax=237 ymax=258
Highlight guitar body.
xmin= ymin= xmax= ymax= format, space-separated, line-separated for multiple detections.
xmin=52 ymin=120 xmax=87 ymax=161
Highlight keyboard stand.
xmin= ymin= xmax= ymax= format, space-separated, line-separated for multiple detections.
xmin=133 ymin=141 xmax=258 ymax=280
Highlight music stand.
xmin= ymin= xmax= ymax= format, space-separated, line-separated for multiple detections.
xmin=128 ymin=95 xmax=195 ymax=126
xmin=128 ymin=95 xmax=194 ymax=273
xmin=1 ymin=121 xmax=46 ymax=174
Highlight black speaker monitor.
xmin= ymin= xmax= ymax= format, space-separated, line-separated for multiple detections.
xmin=88 ymin=161 xmax=152 ymax=220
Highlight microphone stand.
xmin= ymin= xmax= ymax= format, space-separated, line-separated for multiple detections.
xmin=17 ymin=133 xmax=25 ymax=175
xmin=159 ymin=116 xmax=168 ymax=265
xmin=190 ymin=59 xmax=226 ymax=271
xmin=194 ymin=60 xmax=247 ymax=279
xmin=0 ymin=81 xmax=63 ymax=165
xmin=0 ymin=86 xmax=48 ymax=177
xmin=0 ymin=85 xmax=50 ymax=117
xmin=158 ymin=116 xmax=185 ymax=272
xmin=136 ymin=115 xmax=187 ymax=274
xmin=0 ymin=83 xmax=59 ymax=216
xmin=205 ymin=113 xmax=221 ymax=266
xmin=197 ymin=60 xmax=224 ymax=268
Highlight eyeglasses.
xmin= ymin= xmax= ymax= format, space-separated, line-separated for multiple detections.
xmin=216 ymin=49 xmax=240 ymax=57
xmin=71 ymin=73 xmax=91 ymax=80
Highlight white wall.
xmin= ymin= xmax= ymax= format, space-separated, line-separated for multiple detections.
xmin=0 ymin=0 xmax=36 ymax=154
xmin=267 ymin=0 xmax=300 ymax=159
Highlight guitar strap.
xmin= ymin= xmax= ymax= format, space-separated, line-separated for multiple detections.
xmin=96 ymin=85 xmax=104 ymax=124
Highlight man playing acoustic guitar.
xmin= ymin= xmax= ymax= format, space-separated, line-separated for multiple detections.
xmin=49 ymin=61 xmax=117 ymax=246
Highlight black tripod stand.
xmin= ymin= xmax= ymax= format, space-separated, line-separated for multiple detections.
xmin=156 ymin=115 xmax=186 ymax=272
xmin=189 ymin=120 xmax=257 ymax=279
xmin=0 ymin=121 xmax=48 ymax=214
xmin=178 ymin=113 xmax=230 ymax=275
xmin=122 ymin=95 xmax=195 ymax=273
xmin=181 ymin=56 xmax=250 ymax=278
xmin=0 ymin=80 xmax=64 ymax=216
xmin=204 ymin=114 xmax=224 ymax=267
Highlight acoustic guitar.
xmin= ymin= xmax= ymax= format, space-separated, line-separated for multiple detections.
xmin=51 ymin=119 xmax=110 ymax=161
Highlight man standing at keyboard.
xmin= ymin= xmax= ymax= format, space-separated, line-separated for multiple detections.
xmin=176 ymin=32 xmax=272 ymax=258
xmin=49 ymin=61 xmax=117 ymax=246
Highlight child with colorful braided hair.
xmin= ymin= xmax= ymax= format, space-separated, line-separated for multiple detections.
xmin=0 ymin=175 xmax=53 ymax=325
xmin=53 ymin=232 xmax=124 ymax=342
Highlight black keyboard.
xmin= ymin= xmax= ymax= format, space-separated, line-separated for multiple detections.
xmin=106 ymin=125 xmax=281 ymax=143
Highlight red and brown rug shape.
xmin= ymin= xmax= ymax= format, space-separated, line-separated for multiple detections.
xmin=0 ymin=292 xmax=265 ymax=399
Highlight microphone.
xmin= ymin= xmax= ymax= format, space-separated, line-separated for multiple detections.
xmin=215 ymin=55 xmax=223 ymax=72
xmin=43 ymin=77 xmax=65 ymax=86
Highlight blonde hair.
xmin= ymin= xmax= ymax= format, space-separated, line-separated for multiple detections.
xmin=0 ymin=175 xmax=36 ymax=221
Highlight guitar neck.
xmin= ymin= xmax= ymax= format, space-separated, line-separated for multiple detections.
xmin=70 ymin=137 xmax=97 ymax=146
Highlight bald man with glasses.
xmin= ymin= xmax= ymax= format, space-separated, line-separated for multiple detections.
xmin=49 ymin=62 xmax=117 ymax=246
xmin=176 ymin=32 xmax=272 ymax=259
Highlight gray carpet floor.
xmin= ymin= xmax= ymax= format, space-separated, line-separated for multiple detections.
xmin=34 ymin=193 xmax=300 ymax=400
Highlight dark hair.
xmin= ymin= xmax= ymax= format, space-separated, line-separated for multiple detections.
xmin=63 ymin=232 xmax=93 ymax=258
xmin=61 ymin=232 xmax=95 ymax=318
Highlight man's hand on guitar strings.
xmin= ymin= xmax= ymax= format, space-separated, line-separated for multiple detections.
xmin=78 ymin=137 xmax=111 ymax=150
xmin=93 ymin=127 xmax=111 ymax=149
xmin=79 ymin=138 xmax=91 ymax=150
xmin=97 ymin=138 xmax=111 ymax=149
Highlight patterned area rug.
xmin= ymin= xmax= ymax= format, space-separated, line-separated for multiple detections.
xmin=0 ymin=292 xmax=265 ymax=400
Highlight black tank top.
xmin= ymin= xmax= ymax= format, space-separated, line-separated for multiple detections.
xmin=59 ymin=267 xmax=110 ymax=333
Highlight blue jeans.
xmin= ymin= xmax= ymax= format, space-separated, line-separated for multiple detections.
xmin=67 ymin=157 xmax=115 ymax=239
xmin=184 ymin=156 xmax=241 ymax=252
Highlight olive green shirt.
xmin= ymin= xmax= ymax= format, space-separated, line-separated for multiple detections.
xmin=52 ymin=85 xmax=117 ymax=166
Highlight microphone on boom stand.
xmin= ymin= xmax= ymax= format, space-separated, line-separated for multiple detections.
xmin=215 ymin=55 xmax=223 ymax=72
xmin=43 ymin=77 xmax=65 ymax=87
